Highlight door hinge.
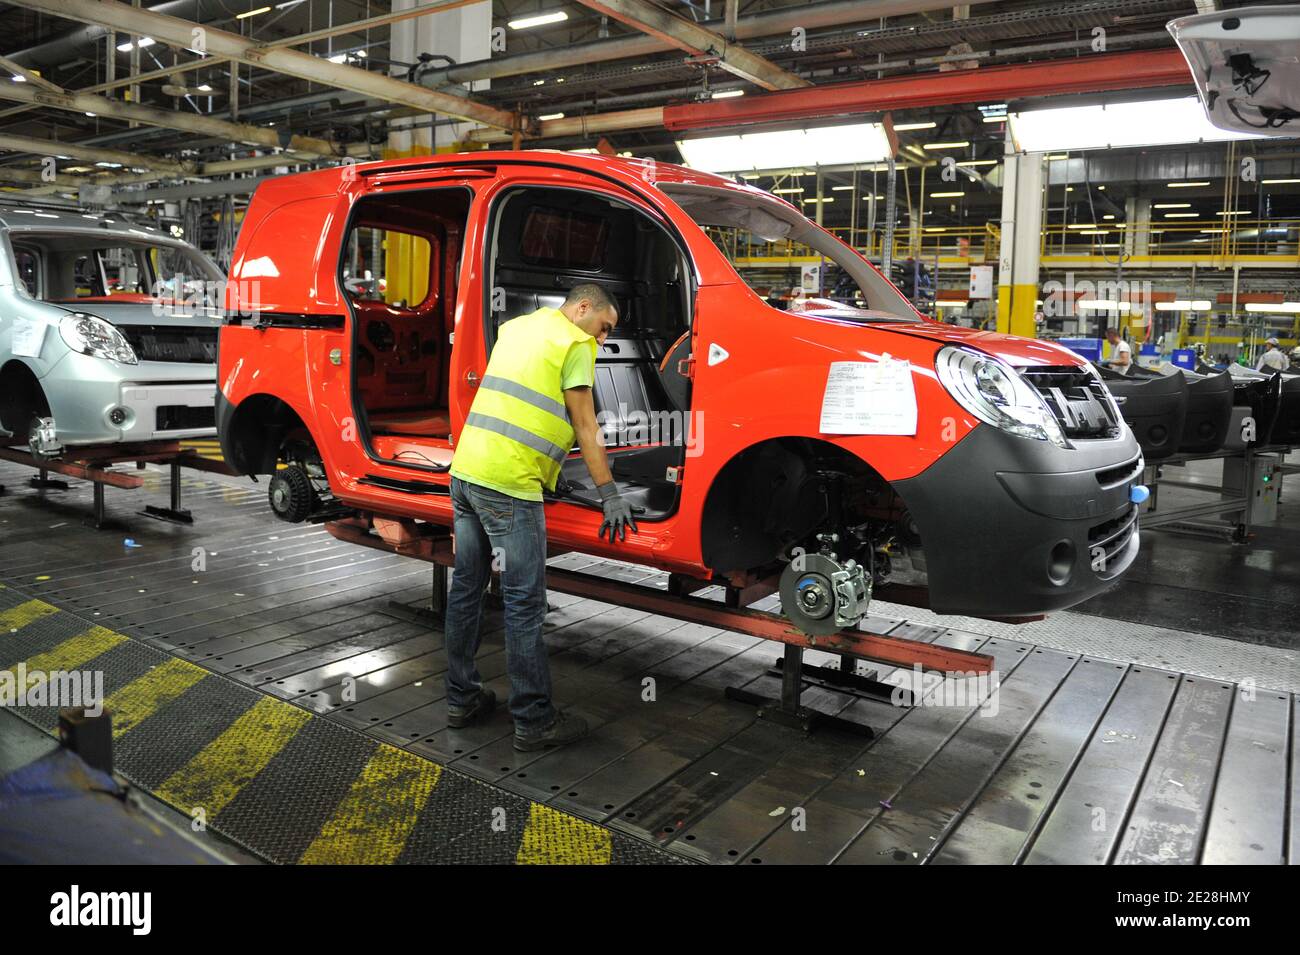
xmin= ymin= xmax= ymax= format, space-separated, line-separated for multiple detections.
xmin=666 ymin=465 xmax=683 ymax=483
xmin=676 ymin=356 xmax=695 ymax=379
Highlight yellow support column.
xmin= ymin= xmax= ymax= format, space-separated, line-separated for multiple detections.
xmin=996 ymin=136 xmax=1044 ymax=339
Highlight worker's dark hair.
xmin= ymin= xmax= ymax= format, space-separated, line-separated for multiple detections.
xmin=564 ymin=283 xmax=617 ymax=313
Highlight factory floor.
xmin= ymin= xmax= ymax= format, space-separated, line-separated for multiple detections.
xmin=0 ymin=456 xmax=1295 ymax=865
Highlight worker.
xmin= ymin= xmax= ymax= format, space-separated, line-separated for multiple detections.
xmin=443 ymin=284 xmax=637 ymax=752
xmin=1102 ymin=327 xmax=1133 ymax=375
xmin=1257 ymin=337 xmax=1289 ymax=372
xmin=1290 ymin=346 xmax=1300 ymax=371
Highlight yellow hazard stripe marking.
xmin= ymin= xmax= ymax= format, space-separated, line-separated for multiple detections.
xmin=3 ymin=625 xmax=126 ymax=680
xmin=104 ymin=657 xmax=210 ymax=739
xmin=516 ymin=803 xmax=613 ymax=865
xmin=0 ymin=599 xmax=60 ymax=632
xmin=154 ymin=696 xmax=310 ymax=819
xmin=299 ymin=745 xmax=442 ymax=865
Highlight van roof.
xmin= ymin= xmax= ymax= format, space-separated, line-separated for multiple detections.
xmin=0 ymin=203 xmax=167 ymax=239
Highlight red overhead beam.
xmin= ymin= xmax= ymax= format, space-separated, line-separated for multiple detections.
xmin=662 ymin=49 xmax=1193 ymax=131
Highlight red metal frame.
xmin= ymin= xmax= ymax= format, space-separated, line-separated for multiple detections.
xmin=662 ymin=49 xmax=1193 ymax=131
xmin=325 ymin=515 xmax=994 ymax=677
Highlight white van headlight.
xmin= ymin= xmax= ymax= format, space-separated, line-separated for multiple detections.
xmin=935 ymin=345 xmax=1066 ymax=447
xmin=59 ymin=313 xmax=138 ymax=364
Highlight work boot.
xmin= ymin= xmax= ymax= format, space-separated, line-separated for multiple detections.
xmin=513 ymin=710 xmax=589 ymax=752
xmin=447 ymin=688 xmax=497 ymax=728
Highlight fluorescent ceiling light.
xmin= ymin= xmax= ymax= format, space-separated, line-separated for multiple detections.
xmin=1009 ymin=97 xmax=1265 ymax=152
xmin=1168 ymin=180 xmax=1212 ymax=187
xmin=10 ymin=74 xmax=24 ymax=83
xmin=1068 ymin=223 xmax=1100 ymax=229
xmin=711 ymin=90 xmax=744 ymax=99
xmin=956 ymin=159 xmax=997 ymax=167
xmin=930 ymin=191 xmax=964 ymax=198
xmin=275 ymin=0 xmax=305 ymax=7
xmin=1155 ymin=300 xmax=1212 ymax=311
xmin=982 ymin=114 xmax=1006 ymax=123
xmin=676 ymin=122 xmax=892 ymax=174
xmin=1077 ymin=300 xmax=1132 ymax=311
xmin=922 ymin=141 xmax=969 ymax=150
xmin=1245 ymin=302 xmax=1300 ymax=313
xmin=1077 ymin=230 xmax=1109 ymax=235
xmin=830 ymin=185 xmax=854 ymax=191
xmin=1103 ymin=214 xmax=1116 ymax=220
xmin=537 ymin=112 xmax=565 ymax=121
xmin=802 ymin=197 xmax=834 ymax=204
xmin=892 ymin=121 xmax=936 ymax=131
xmin=924 ymin=227 xmax=947 ymax=232
xmin=327 ymin=53 xmax=348 ymax=63
xmin=772 ymin=187 xmax=804 ymax=194
xmin=1164 ymin=213 xmax=1199 ymax=218
xmin=1216 ymin=210 xmax=1249 ymax=216
xmin=509 ymin=10 xmax=568 ymax=29
xmin=936 ymin=300 xmax=969 ymax=308
xmin=236 ymin=6 xmax=271 ymax=19
xmin=1262 ymin=178 xmax=1300 ymax=184
xmin=1153 ymin=202 xmax=1191 ymax=208
xmin=197 ymin=83 xmax=213 ymax=92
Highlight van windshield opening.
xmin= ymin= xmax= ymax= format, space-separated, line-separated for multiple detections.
xmin=660 ymin=183 xmax=921 ymax=324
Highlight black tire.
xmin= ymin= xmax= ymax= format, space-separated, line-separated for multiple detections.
xmin=267 ymin=465 xmax=315 ymax=523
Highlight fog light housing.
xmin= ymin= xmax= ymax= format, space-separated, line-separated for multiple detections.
xmin=1047 ymin=540 xmax=1074 ymax=586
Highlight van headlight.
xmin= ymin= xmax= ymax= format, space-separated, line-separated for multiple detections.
xmin=59 ymin=313 xmax=138 ymax=364
xmin=935 ymin=345 xmax=1066 ymax=448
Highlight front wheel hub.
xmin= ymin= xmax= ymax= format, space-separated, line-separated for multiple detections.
xmin=779 ymin=552 xmax=871 ymax=636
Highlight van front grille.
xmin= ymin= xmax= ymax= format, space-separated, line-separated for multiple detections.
xmin=119 ymin=325 xmax=218 ymax=364
xmin=1018 ymin=365 xmax=1122 ymax=440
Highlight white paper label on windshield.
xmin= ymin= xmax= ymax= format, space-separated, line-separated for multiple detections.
xmin=819 ymin=356 xmax=917 ymax=436
xmin=11 ymin=318 xmax=45 ymax=358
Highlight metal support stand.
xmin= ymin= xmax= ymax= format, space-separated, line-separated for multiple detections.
xmin=29 ymin=468 xmax=70 ymax=491
xmin=142 ymin=461 xmax=194 ymax=524
xmin=84 ymin=481 xmax=127 ymax=531
xmin=387 ymin=563 xmax=448 ymax=627
xmin=725 ymin=644 xmax=876 ymax=737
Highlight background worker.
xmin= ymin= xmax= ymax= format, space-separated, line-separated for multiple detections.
xmin=443 ymin=283 xmax=637 ymax=752
xmin=1257 ymin=337 xmax=1289 ymax=372
xmin=1102 ymin=327 xmax=1133 ymax=375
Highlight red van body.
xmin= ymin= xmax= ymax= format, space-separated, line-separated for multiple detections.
xmin=217 ymin=152 xmax=1142 ymax=623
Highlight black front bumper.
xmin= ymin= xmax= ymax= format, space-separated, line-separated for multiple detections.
xmin=893 ymin=424 xmax=1142 ymax=617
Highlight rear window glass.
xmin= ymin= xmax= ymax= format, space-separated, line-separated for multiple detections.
xmin=520 ymin=206 xmax=608 ymax=270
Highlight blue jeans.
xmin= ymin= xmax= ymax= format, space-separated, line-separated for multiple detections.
xmin=444 ymin=477 xmax=554 ymax=730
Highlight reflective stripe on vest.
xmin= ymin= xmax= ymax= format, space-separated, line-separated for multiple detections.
xmin=464 ymin=411 xmax=569 ymax=463
xmin=479 ymin=375 xmax=570 ymax=422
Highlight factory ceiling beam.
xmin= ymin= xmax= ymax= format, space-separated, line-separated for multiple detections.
xmin=9 ymin=0 xmax=518 ymax=131
xmin=0 ymin=131 xmax=192 ymax=175
xmin=0 ymin=55 xmax=63 ymax=92
xmin=0 ymin=80 xmax=340 ymax=156
xmin=569 ymin=0 xmax=810 ymax=91
xmin=424 ymin=0 xmax=1006 ymax=86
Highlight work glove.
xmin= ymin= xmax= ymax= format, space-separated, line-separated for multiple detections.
xmin=596 ymin=481 xmax=638 ymax=543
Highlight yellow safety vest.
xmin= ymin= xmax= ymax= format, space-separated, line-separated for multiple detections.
xmin=450 ymin=307 xmax=597 ymax=501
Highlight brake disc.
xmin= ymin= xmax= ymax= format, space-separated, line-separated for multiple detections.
xmin=779 ymin=552 xmax=845 ymax=636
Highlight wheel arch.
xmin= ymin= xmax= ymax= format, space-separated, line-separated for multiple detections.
xmin=219 ymin=391 xmax=317 ymax=475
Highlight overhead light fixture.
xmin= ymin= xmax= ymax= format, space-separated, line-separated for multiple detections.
xmin=982 ymin=114 xmax=1007 ymax=123
xmin=925 ymin=227 xmax=947 ymax=233
xmin=84 ymin=111 xmax=96 ymax=117
xmin=1164 ymin=212 xmax=1199 ymax=218
xmin=197 ymin=83 xmax=213 ymax=92
xmin=1009 ymin=96 xmax=1263 ymax=151
xmin=930 ymin=191 xmax=964 ymax=198
xmin=936 ymin=300 xmax=969 ymax=308
xmin=327 ymin=53 xmax=348 ymax=63
xmin=1103 ymin=214 xmax=1116 ymax=220
xmin=956 ymin=159 xmax=998 ymax=167
xmin=676 ymin=122 xmax=892 ymax=174
xmin=275 ymin=0 xmax=305 ymax=7
xmin=10 ymin=74 xmax=24 ymax=83
xmin=538 ymin=112 xmax=565 ymax=121
xmin=1068 ymin=223 xmax=1100 ymax=229
xmin=922 ymin=141 xmax=970 ymax=150
xmin=1046 ymin=153 xmax=1069 ymax=160
xmin=1077 ymin=230 xmax=1109 ymax=235
xmin=236 ymin=6 xmax=271 ymax=19
xmin=117 ymin=37 xmax=154 ymax=51
xmin=1168 ymin=180 xmax=1212 ymax=188
xmin=830 ymin=185 xmax=854 ymax=191
xmin=1077 ymin=300 xmax=1132 ymax=311
xmin=1262 ymin=178 xmax=1300 ymax=184
xmin=711 ymin=90 xmax=744 ymax=99
xmin=1245 ymin=302 xmax=1300 ymax=313
xmin=1153 ymin=202 xmax=1191 ymax=208
xmin=803 ymin=197 xmax=834 ymax=204
xmin=892 ymin=121 xmax=936 ymax=131
xmin=1216 ymin=210 xmax=1249 ymax=216
xmin=1155 ymin=300 xmax=1212 ymax=311
xmin=509 ymin=10 xmax=568 ymax=29
xmin=772 ymin=187 xmax=804 ymax=194
xmin=1097 ymin=185 xmax=1106 ymax=190
xmin=94 ymin=161 xmax=123 ymax=168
